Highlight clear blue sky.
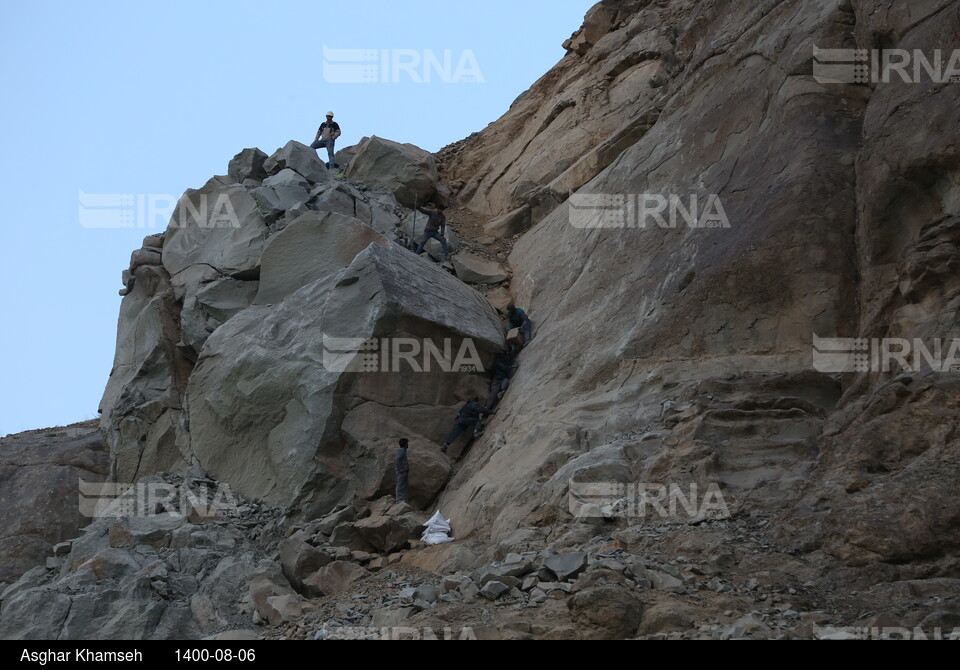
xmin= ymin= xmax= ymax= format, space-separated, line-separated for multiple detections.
xmin=0 ymin=0 xmax=592 ymax=436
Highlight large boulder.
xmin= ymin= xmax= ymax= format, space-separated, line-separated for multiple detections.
xmin=162 ymin=182 xmax=268 ymax=279
xmin=254 ymin=211 xmax=388 ymax=305
xmin=345 ymin=136 xmax=439 ymax=208
xmin=307 ymin=181 xmax=402 ymax=235
xmin=263 ymin=140 xmax=331 ymax=185
xmin=451 ymin=254 xmax=509 ymax=284
xmin=175 ymin=265 xmax=259 ymax=358
xmin=0 ymin=423 xmax=109 ymax=583
xmin=183 ymin=241 xmax=504 ymax=513
xmin=227 ymin=148 xmax=268 ymax=182
xmin=251 ymin=169 xmax=312 ymax=224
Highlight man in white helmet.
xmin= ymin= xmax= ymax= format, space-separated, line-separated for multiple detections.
xmin=311 ymin=111 xmax=341 ymax=169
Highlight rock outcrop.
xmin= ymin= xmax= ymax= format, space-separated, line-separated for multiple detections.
xmin=0 ymin=422 xmax=109 ymax=584
xmin=346 ymin=136 xmax=440 ymax=208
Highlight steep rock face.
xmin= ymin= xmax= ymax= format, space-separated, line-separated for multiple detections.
xmin=0 ymin=422 xmax=109 ymax=584
xmin=100 ymin=257 xmax=193 ymax=482
xmin=439 ymin=0 xmax=666 ymax=227
xmin=439 ymin=0 xmax=960 ymax=574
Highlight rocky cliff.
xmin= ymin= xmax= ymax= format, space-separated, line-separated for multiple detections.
xmin=2 ymin=0 xmax=959 ymax=640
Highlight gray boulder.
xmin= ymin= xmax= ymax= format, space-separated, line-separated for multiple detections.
xmin=544 ymin=551 xmax=589 ymax=582
xmin=345 ymin=136 xmax=438 ymax=208
xmin=228 ymin=148 xmax=268 ymax=182
xmin=183 ymin=242 xmax=503 ymax=511
xmin=162 ymin=182 xmax=268 ymax=279
xmin=253 ymin=211 xmax=389 ymax=306
xmin=451 ymin=254 xmax=509 ymax=284
xmin=252 ymin=169 xmax=311 ymax=224
xmin=263 ymin=140 xmax=331 ymax=185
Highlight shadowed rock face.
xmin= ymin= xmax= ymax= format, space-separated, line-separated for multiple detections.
xmin=438 ymin=0 xmax=960 ymax=568
xmin=0 ymin=422 xmax=109 ymax=583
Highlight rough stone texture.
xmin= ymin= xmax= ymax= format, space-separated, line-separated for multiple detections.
xmin=484 ymin=205 xmax=532 ymax=238
xmin=99 ymin=264 xmax=193 ymax=483
xmin=451 ymin=254 xmax=509 ymax=284
xmin=279 ymin=539 xmax=333 ymax=593
xmin=184 ymin=241 xmax=503 ymax=512
xmin=303 ymin=561 xmax=369 ymax=597
xmin=263 ymin=140 xmax=331 ymax=185
xmin=544 ymin=551 xmax=588 ymax=582
xmin=253 ymin=211 xmax=389 ymax=305
xmin=0 ymin=475 xmax=286 ymax=640
xmin=346 ymin=136 xmax=439 ymax=208
xmin=568 ymin=584 xmax=644 ymax=639
xmin=438 ymin=1 xmax=960 ymax=585
xmin=352 ymin=514 xmax=421 ymax=554
xmin=162 ymin=181 xmax=268 ymax=279
xmin=307 ymin=181 xmax=402 ymax=235
xmin=0 ymin=422 xmax=109 ymax=583
xmin=252 ymin=169 xmax=312 ymax=224
xmin=228 ymin=148 xmax=268 ymax=183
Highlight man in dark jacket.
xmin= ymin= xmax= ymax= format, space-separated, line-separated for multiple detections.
xmin=485 ymin=349 xmax=517 ymax=410
xmin=395 ymin=438 xmax=410 ymax=501
xmin=441 ymin=398 xmax=495 ymax=453
xmin=414 ymin=205 xmax=450 ymax=258
xmin=310 ymin=111 xmax=341 ymax=168
xmin=507 ymin=304 xmax=533 ymax=346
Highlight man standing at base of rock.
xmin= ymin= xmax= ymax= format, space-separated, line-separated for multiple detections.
xmin=311 ymin=111 xmax=341 ymax=169
xmin=415 ymin=204 xmax=450 ymax=259
xmin=395 ymin=438 xmax=410 ymax=501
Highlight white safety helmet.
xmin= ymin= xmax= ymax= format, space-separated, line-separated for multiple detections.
xmin=326 ymin=111 xmax=335 ymax=117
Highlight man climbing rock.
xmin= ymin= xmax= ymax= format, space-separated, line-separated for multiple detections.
xmin=485 ymin=349 xmax=517 ymax=410
xmin=441 ymin=397 xmax=495 ymax=454
xmin=506 ymin=303 xmax=533 ymax=347
xmin=414 ymin=204 xmax=450 ymax=259
xmin=395 ymin=438 xmax=410 ymax=501
xmin=311 ymin=111 xmax=341 ymax=169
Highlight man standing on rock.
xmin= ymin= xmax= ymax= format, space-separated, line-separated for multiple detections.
xmin=414 ymin=204 xmax=450 ymax=259
xmin=395 ymin=438 xmax=410 ymax=501
xmin=311 ymin=111 xmax=341 ymax=169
